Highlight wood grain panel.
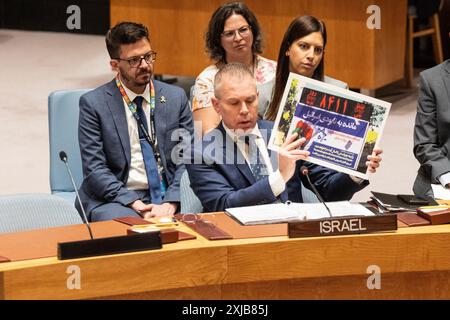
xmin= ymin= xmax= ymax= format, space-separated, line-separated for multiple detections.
xmin=222 ymin=271 xmax=450 ymax=299
xmin=2 ymin=246 xmax=227 ymax=299
xmin=98 ymin=284 xmax=222 ymax=300
xmin=3 ymin=221 xmax=450 ymax=299
xmin=110 ymin=0 xmax=407 ymax=89
xmin=95 ymin=270 xmax=450 ymax=299
xmin=374 ymin=0 xmax=407 ymax=87
xmin=225 ymin=231 xmax=450 ymax=284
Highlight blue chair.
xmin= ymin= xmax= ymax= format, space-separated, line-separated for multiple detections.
xmin=180 ymin=171 xmax=203 ymax=214
xmin=48 ymin=89 xmax=90 ymax=205
xmin=0 ymin=194 xmax=83 ymax=233
xmin=189 ymin=84 xmax=195 ymax=107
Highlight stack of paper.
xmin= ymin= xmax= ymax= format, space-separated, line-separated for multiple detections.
xmin=371 ymin=192 xmax=415 ymax=212
xmin=225 ymin=201 xmax=374 ymax=226
xmin=225 ymin=204 xmax=301 ymax=225
xmin=431 ymin=184 xmax=450 ymax=200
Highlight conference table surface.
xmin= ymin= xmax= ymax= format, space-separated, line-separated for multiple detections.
xmin=1 ymin=215 xmax=450 ymax=300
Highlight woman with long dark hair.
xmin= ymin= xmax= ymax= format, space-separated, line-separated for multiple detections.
xmin=265 ymin=15 xmax=347 ymax=121
xmin=265 ymin=16 xmax=383 ymax=202
xmin=192 ymin=2 xmax=276 ymax=134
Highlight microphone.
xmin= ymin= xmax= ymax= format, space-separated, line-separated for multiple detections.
xmin=57 ymin=151 xmax=161 ymax=260
xmin=300 ymin=166 xmax=332 ymax=217
xmin=59 ymin=151 xmax=93 ymax=239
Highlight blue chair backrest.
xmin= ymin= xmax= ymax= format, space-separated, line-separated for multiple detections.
xmin=180 ymin=171 xmax=203 ymax=214
xmin=0 ymin=193 xmax=83 ymax=233
xmin=48 ymin=89 xmax=90 ymax=202
xmin=189 ymin=84 xmax=195 ymax=107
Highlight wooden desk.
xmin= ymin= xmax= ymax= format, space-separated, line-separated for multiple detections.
xmin=1 ymin=221 xmax=450 ymax=299
xmin=111 ymin=0 xmax=407 ymax=91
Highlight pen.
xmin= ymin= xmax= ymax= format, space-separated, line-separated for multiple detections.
xmin=154 ymin=221 xmax=179 ymax=228
xmin=418 ymin=205 xmax=450 ymax=210
xmin=133 ymin=222 xmax=178 ymax=229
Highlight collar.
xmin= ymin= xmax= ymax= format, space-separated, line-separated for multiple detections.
xmin=222 ymin=122 xmax=262 ymax=143
xmin=120 ymin=78 xmax=151 ymax=104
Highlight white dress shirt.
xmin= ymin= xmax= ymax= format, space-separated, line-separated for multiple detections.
xmin=121 ymin=83 xmax=152 ymax=190
xmin=439 ymin=172 xmax=450 ymax=187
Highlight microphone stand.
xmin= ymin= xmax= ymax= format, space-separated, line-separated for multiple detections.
xmin=301 ymin=166 xmax=333 ymax=218
xmin=56 ymin=151 xmax=161 ymax=260
xmin=60 ymin=153 xmax=93 ymax=239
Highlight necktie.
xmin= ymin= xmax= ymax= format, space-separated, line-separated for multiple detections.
xmin=134 ymin=96 xmax=163 ymax=204
xmin=245 ymin=134 xmax=269 ymax=181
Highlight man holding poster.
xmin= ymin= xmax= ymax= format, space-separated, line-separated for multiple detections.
xmin=187 ymin=63 xmax=383 ymax=212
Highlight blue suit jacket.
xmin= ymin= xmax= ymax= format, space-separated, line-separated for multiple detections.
xmin=77 ymin=79 xmax=193 ymax=218
xmin=187 ymin=120 xmax=368 ymax=212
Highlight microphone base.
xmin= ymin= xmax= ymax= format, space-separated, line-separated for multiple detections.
xmin=57 ymin=232 xmax=162 ymax=260
xmin=288 ymin=214 xmax=397 ymax=238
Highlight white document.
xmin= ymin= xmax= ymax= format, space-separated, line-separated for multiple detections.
xmin=288 ymin=201 xmax=375 ymax=220
xmin=225 ymin=204 xmax=301 ymax=225
xmin=431 ymin=184 xmax=450 ymax=200
xmin=225 ymin=201 xmax=375 ymax=225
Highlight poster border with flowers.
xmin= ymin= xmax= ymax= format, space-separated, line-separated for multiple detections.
xmin=268 ymin=73 xmax=391 ymax=180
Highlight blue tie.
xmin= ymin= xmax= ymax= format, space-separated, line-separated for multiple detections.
xmin=246 ymin=135 xmax=269 ymax=181
xmin=134 ymin=96 xmax=163 ymax=204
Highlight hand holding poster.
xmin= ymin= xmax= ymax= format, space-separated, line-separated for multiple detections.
xmin=268 ymin=73 xmax=390 ymax=180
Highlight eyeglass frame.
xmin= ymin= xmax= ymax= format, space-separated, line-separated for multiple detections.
xmin=179 ymin=213 xmax=217 ymax=226
xmin=221 ymin=25 xmax=252 ymax=40
xmin=114 ymin=50 xmax=157 ymax=68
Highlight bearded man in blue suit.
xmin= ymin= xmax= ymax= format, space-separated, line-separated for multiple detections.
xmin=77 ymin=22 xmax=193 ymax=221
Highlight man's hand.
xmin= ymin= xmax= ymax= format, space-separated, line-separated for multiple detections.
xmin=366 ymin=148 xmax=383 ymax=173
xmin=143 ymin=202 xmax=178 ymax=219
xmin=278 ymin=133 xmax=310 ymax=182
xmin=130 ymin=199 xmax=153 ymax=217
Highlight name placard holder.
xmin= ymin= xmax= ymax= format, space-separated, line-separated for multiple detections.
xmin=288 ymin=214 xmax=397 ymax=238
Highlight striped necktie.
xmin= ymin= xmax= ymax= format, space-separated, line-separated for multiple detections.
xmin=134 ymin=96 xmax=163 ymax=204
xmin=245 ymin=134 xmax=269 ymax=181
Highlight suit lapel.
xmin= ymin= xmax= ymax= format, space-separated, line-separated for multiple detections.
xmin=153 ymin=81 xmax=166 ymax=142
xmin=153 ymin=81 xmax=167 ymax=167
xmin=218 ymin=124 xmax=255 ymax=184
xmin=258 ymin=121 xmax=278 ymax=170
xmin=105 ymin=80 xmax=131 ymax=166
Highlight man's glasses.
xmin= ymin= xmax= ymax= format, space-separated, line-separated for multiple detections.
xmin=221 ymin=25 xmax=252 ymax=40
xmin=115 ymin=51 xmax=157 ymax=68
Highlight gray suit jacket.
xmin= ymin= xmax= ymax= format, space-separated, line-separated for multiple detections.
xmin=413 ymin=60 xmax=450 ymax=197
xmin=77 ymin=79 xmax=193 ymax=218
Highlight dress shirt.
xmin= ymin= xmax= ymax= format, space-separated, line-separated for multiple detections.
xmin=121 ymin=82 xmax=152 ymax=190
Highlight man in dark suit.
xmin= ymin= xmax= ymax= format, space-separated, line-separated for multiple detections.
xmin=187 ymin=63 xmax=382 ymax=212
xmin=413 ymin=59 xmax=450 ymax=197
xmin=77 ymin=22 xmax=193 ymax=221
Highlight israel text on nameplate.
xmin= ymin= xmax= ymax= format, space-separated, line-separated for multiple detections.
xmin=288 ymin=214 xmax=398 ymax=238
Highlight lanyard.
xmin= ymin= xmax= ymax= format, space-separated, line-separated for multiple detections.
xmin=115 ymin=74 xmax=160 ymax=163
